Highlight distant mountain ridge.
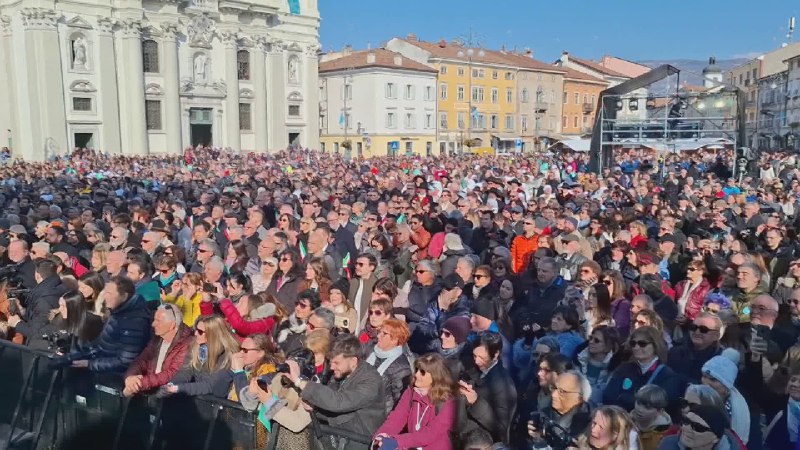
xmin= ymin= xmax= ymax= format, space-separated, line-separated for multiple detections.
xmin=636 ymin=58 xmax=749 ymax=92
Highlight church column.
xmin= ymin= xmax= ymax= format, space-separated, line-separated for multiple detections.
xmin=221 ymin=31 xmax=240 ymax=151
xmin=161 ymin=22 xmax=182 ymax=153
xmin=266 ymin=41 xmax=286 ymax=150
xmin=0 ymin=15 xmax=18 ymax=153
xmin=20 ymin=8 xmax=67 ymax=161
xmin=96 ymin=17 xmax=121 ymax=154
xmin=252 ymin=37 xmax=268 ymax=151
xmin=303 ymin=43 xmax=320 ymax=150
xmin=117 ymin=19 xmax=147 ymax=154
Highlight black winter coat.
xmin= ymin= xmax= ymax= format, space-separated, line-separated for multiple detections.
xmin=602 ymin=360 xmax=683 ymax=415
xmin=666 ymin=343 xmax=722 ymax=386
xmin=365 ymin=351 xmax=412 ymax=415
xmin=466 ymin=362 xmax=517 ymax=445
xmin=16 ymin=275 xmax=71 ymax=342
xmin=406 ymin=278 xmax=443 ymax=325
xmin=74 ymin=294 xmax=152 ymax=373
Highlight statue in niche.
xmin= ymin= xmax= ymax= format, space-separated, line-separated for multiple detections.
xmin=193 ymin=53 xmax=208 ymax=83
xmin=72 ymin=36 xmax=87 ymax=70
xmin=288 ymin=57 xmax=299 ymax=84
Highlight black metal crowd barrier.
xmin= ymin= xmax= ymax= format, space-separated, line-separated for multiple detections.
xmin=0 ymin=339 xmax=374 ymax=450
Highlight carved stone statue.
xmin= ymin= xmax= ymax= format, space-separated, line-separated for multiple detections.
xmin=193 ymin=53 xmax=208 ymax=83
xmin=288 ymin=57 xmax=299 ymax=84
xmin=187 ymin=14 xmax=215 ymax=48
xmin=72 ymin=36 xmax=87 ymax=70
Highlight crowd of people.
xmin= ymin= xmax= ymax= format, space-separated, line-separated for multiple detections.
xmin=0 ymin=145 xmax=800 ymax=449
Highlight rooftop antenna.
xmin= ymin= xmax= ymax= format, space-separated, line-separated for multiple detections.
xmin=782 ymin=16 xmax=795 ymax=47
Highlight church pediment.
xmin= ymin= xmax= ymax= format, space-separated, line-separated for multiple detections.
xmin=66 ymin=16 xmax=92 ymax=30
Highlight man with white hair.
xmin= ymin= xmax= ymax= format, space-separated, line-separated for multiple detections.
xmin=189 ymin=238 xmax=220 ymax=274
xmin=122 ymin=303 xmax=193 ymax=397
xmin=203 ymin=255 xmax=225 ymax=287
xmin=108 ymin=227 xmax=130 ymax=251
xmin=527 ymin=371 xmax=592 ymax=444
xmin=30 ymin=242 xmax=50 ymax=261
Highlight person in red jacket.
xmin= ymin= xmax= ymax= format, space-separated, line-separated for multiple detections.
xmin=123 ymin=303 xmax=193 ymax=397
xmin=510 ymin=215 xmax=540 ymax=274
xmin=199 ymin=293 xmax=277 ymax=341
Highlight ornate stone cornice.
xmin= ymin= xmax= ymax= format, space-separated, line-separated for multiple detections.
xmin=20 ymin=8 xmax=59 ymax=30
xmin=96 ymin=17 xmax=115 ymax=35
xmin=118 ymin=18 xmax=142 ymax=38
xmin=254 ymin=36 xmax=270 ymax=53
xmin=269 ymin=39 xmax=285 ymax=54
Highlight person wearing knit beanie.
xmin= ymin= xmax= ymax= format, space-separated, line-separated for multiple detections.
xmin=329 ymin=277 xmax=350 ymax=297
xmin=680 ymin=404 xmax=729 ymax=448
xmin=701 ymin=348 xmax=751 ymax=444
xmin=442 ymin=316 xmax=471 ymax=345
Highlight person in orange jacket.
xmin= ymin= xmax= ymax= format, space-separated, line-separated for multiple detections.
xmin=510 ymin=215 xmax=540 ymax=274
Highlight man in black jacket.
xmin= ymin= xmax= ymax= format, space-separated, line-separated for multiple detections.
xmin=667 ymin=313 xmax=723 ymax=385
xmin=68 ymin=276 xmax=152 ymax=373
xmin=9 ymin=259 xmax=70 ymax=342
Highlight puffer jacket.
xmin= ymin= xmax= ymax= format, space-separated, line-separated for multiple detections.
xmin=406 ymin=278 xmax=443 ymax=325
xmin=374 ymin=388 xmax=457 ymax=450
xmin=74 ymin=294 xmax=152 ymax=373
xmin=365 ymin=348 xmax=413 ymax=415
xmin=673 ymin=278 xmax=712 ymax=321
xmin=510 ymin=233 xmax=539 ymax=274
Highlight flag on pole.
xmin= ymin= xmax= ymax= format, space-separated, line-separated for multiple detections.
xmin=342 ymin=253 xmax=351 ymax=279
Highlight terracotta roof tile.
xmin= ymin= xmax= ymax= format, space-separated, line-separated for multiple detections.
xmin=319 ymin=49 xmax=438 ymax=73
xmin=404 ymin=39 xmax=517 ymax=66
xmin=567 ymin=55 xmax=630 ymax=78
xmin=562 ymin=67 xmax=607 ymax=85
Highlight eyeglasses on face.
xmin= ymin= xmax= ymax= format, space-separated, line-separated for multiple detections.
xmin=681 ymin=417 xmax=712 ymax=433
xmin=414 ymin=367 xmax=427 ymax=376
xmin=369 ymin=309 xmax=384 ymax=316
xmin=473 ymin=274 xmax=488 ymax=279
xmin=295 ymin=301 xmax=310 ymax=309
xmin=415 ymin=269 xmax=428 ymax=274
xmin=688 ymin=324 xmax=717 ymax=334
xmin=630 ymin=339 xmax=652 ymax=348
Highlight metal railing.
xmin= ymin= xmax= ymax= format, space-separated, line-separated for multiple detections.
xmin=0 ymin=339 xmax=371 ymax=450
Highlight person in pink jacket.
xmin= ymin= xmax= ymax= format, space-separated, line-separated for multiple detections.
xmin=372 ymin=353 xmax=457 ymax=449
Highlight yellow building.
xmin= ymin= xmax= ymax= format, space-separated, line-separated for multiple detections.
xmin=388 ymin=35 xmax=522 ymax=154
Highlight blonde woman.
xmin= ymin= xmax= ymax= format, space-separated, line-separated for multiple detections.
xmin=629 ymin=221 xmax=648 ymax=250
xmin=163 ymin=272 xmax=203 ymax=327
xmin=583 ymin=405 xmax=641 ymax=450
xmin=91 ymin=242 xmax=111 ymax=273
xmin=164 ymin=315 xmax=240 ymax=398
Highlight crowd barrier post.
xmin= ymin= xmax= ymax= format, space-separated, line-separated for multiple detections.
xmin=0 ymin=339 xmax=62 ymax=450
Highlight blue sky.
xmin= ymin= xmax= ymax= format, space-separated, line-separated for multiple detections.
xmin=319 ymin=0 xmax=799 ymax=62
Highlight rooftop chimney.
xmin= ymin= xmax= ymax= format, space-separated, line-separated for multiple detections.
xmin=525 ymin=47 xmax=533 ymax=58
xmin=367 ymin=52 xmax=376 ymax=64
xmin=343 ymin=44 xmax=352 ymax=56
xmin=407 ymin=33 xmax=417 ymax=42
xmin=394 ymin=55 xmax=403 ymax=66
xmin=438 ymin=39 xmax=447 ymax=48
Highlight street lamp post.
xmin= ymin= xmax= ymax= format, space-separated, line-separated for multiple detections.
xmin=458 ymin=47 xmax=484 ymax=154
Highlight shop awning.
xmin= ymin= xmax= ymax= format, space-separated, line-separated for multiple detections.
xmin=549 ymin=138 xmax=591 ymax=152
xmin=492 ymin=133 xmax=521 ymax=142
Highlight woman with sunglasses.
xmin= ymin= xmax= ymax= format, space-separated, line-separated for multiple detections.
xmin=229 ymin=333 xmax=283 ymax=411
xmin=166 ymin=315 xmax=239 ymax=398
xmin=154 ymin=254 xmax=180 ymax=293
xmin=251 ymin=256 xmax=278 ymax=294
xmin=267 ymin=248 xmax=305 ymax=313
xmin=372 ymin=353 xmax=456 ymax=450
xmin=602 ymin=326 xmax=681 ymax=414
xmin=275 ymin=289 xmax=320 ymax=354
xmin=365 ymin=318 xmax=413 ymax=414
xmin=657 ymin=404 xmax=746 ymax=450
xmin=359 ymin=297 xmax=393 ymax=350
xmin=437 ymin=315 xmax=470 ymax=379
xmin=675 ymin=261 xmax=713 ymax=325
xmin=576 ymin=325 xmax=621 ymax=408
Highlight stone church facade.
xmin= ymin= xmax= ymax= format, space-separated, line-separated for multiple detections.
xmin=0 ymin=0 xmax=320 ymax=160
